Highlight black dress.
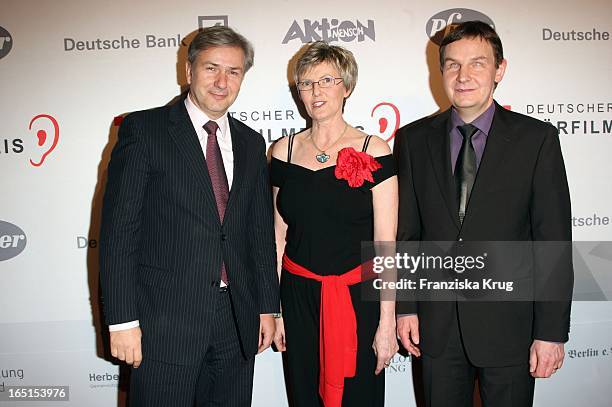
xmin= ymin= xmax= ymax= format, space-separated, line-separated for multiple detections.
xmin=271 ymin=135 xmax=396 ymax=407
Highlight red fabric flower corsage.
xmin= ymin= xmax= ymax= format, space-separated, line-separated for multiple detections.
xmin=334 ymin=147 xmax=382 ymax=188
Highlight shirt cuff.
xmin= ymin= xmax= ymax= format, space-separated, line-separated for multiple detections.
xmin=109 ymin=320 xmax=140 ymax=332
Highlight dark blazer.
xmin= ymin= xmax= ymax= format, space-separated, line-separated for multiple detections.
xmin=99 ymin=95 xmax=279 ymax=365
xmin=394 ymin=102 xmax=573 ymax=367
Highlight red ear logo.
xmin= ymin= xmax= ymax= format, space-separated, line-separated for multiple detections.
xmin=36 ymin=130 xmax=46 ymax=146
xmin=371 ymin=102 xmax=400 ymax=142
xmin=378 ymin=117 xmax=388 ymax=133
xmin=29 ymin=114 xmax=59 ymax=167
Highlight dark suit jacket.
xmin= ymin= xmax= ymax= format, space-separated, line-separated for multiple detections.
xmin=394 ymin=102 xmax=573 ymax=367
xmin=99 ymin=95 xmax=279 ymax=365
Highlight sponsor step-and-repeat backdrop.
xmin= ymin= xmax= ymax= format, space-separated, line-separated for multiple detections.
xmin=1 ymin=0 xmax=611 ymax=406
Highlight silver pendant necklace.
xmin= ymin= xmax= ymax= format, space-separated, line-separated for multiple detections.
xmin=311 ymin=123 xmax=348 ymax=163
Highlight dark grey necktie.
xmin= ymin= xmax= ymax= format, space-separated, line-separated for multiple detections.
xmin=455 ymin=124 xmax=478 ymax=224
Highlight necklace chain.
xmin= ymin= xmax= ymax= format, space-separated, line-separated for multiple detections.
xmin=310 ymin=123 xmax=348 ymax=163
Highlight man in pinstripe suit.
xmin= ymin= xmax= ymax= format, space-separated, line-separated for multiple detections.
xmin=99 ymin=26 xmax=279 ymax=406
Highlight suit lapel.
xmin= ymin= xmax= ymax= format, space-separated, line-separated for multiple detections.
xmin=167 ymin=98 xmax=220 ymax=222
xmin=426 ymin=109 xmax=461 ymax=230
xmin=463 ymin=102 xmax=515 ymax=224
xmin=225 ymin=115 xmax=247 ymax=222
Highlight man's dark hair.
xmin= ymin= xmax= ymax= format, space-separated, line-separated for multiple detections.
xmin=439 ymin=21 xmax=504 ymax=70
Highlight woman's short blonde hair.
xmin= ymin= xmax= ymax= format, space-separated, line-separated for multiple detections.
xmin=294 ymin=41 xmax=358 ymax=96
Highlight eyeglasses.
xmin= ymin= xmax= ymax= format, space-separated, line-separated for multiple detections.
xmin=296 ymin=76 xmax=343 ymax=91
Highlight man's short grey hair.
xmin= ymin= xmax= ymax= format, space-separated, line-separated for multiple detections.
xmin=187 ymin=26 xmax=254 ymax=72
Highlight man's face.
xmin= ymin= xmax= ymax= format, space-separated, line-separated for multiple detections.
xmin=186 ymin=46 xmax=245 ymax=119
xmin=442 ymin=37 xmax=506 ymax=121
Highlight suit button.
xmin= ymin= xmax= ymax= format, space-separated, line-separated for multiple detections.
xmin=221 ymin=234 xmax=227 ymax=241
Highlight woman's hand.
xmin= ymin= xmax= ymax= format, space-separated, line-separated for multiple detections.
xmin=273 ymin=317 xmax=287 ymax=352
xmin=372 ymin=317 xmax=399 ymax=374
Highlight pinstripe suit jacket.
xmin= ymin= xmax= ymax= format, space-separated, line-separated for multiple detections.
xmin=99 ymin=95 xmax=279 ymax=365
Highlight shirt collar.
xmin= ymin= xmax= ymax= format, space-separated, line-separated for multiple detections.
xmin=450 ymin=100 xmax=496 ymax=136
xmin=184 ymin=93 xmax=230 ymax=139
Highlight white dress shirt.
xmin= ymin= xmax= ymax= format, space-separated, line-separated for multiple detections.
xmin=109 ymin=94 xmax=234 ymax=332
xmin=184 ymin=93 xmax=234 ymax=188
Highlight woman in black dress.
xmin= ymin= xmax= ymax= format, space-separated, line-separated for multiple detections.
xmin=271 ymin=41 xmax=399 ymax=407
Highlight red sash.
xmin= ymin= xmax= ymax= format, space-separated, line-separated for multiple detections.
xmin=282 ymin=254 xmax=362 ymax=407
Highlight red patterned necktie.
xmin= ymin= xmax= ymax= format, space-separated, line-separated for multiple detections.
xmin=203 ymin=120 xmax=229 ymax=284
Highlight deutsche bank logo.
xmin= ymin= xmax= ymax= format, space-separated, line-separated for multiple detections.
xmin=198 ymin=16 xmax=228 ymax=29
xmin=0 ymin=26 xmax=13 ymax=59
xmin=426 ymin=9 xmax=495 ymax=45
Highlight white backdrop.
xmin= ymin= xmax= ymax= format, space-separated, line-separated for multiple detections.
xmin=1 ymin=0 xmax=611 ymax=405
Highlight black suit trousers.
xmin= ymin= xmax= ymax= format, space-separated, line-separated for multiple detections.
xmin=129 ymin=289 xmax=255 ymax=407
xmin=422 ymin=303 xmax=535 ymax=407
